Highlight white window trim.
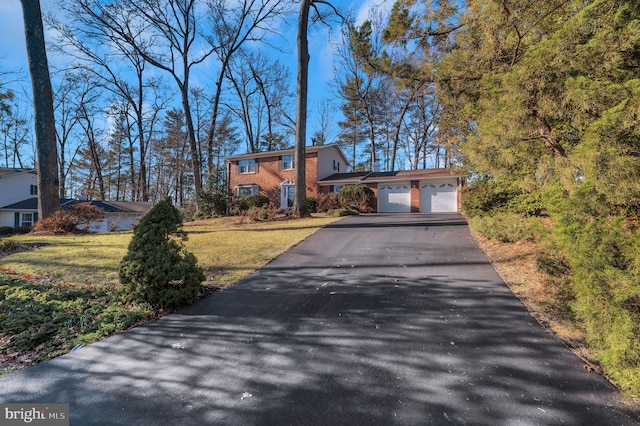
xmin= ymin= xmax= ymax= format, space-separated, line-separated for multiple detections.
xmin=21 ymin=213 xmax=34 ymax=227
xmin=280 ymin=180 xmax=295 ymax=209
xmin=236 ymin=184 xmax=259 ymax=196
xmin=281 ymin=154 xmax=295 ymax=171
xmin=239 ymin=159 xmax=257 ymax=174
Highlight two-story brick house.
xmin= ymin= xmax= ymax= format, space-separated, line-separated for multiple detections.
xmin=227 ymin=144 xmax=349 ymax=209
xmin=226 ymin=144 xmax=464 ymax=213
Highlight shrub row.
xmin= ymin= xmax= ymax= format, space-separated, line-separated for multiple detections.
xmin=465 ymin=177 xmax=640 ymax=395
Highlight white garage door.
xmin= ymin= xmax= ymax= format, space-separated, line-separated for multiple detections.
xmin=378 ymin=183 xmax=411 ymax=213
xmin=420 ymin=182 xmax=458 ymax=212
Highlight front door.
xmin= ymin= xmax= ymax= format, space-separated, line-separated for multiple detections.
xmin=281 ymin=184 xmax=295 ymax=209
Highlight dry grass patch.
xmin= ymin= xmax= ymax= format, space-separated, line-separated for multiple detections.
xmin=0 ymin=215 xmax=342 ymax=287
xmin=184 ymin=216 xmax=341 ymax=286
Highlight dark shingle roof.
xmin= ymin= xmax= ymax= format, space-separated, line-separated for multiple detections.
xmin=317 ymin=172 xmax=371 ymax=183
xmin=0 ymin=197 xmax=38 ymax=210
xmin=0 ymin=168 xmax=36 ymax=178
xmin=1 ymin=198 xmax=152 ymax=214
xmin=318 ymin=168 xmax=463 ymax=184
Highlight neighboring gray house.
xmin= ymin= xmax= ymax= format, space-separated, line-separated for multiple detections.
xmin=0 ymin=167 xmax=151 ymax=232
xmin=0 ymin=168 xmax=39 ymax=228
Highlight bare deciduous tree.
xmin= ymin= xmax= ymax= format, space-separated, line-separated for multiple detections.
xmin=206 ymin=0 xmax=288 ymax=174
xmin=69 ymin=0 xmax=215 ymax=205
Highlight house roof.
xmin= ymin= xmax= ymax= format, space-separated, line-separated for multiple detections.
xmin=0 ymin=198 xmax=39 ymax=210
xmin=316 ymin=172 xmax=371 ymax=184
xmin=225 ymin=143 xmax=350 ymax=166
xmin=0 ymin=198 xmax=152 ymax=214
xmin=317 ymin=168 xmax=464 ymax=185
xmin=0 ymin=168 xmax=36 ymax=178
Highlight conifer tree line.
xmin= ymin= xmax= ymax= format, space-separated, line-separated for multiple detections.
xmin=365 ymin=0 xmax=639 ymax=393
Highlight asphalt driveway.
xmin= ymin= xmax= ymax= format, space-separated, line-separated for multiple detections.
xmin=1 ymin=213 xmax=638 ymax=425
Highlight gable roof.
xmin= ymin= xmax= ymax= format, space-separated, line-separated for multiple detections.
xmin=225 ymin=143 xmax=350 ymax=166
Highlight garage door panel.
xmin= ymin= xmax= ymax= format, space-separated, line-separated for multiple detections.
xmin=378 ymin=183 xmax=411 ymax=213
xmin=420 ymin=182 xmax=457 ymax=213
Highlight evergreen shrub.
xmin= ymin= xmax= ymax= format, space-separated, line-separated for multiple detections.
xmin=118 ymin=199 xmax=204 ymax=308
xmin=228 ymin=194 xmax=270 ymax=216
xmin=551 ymin=190 xmax=640 ymax=392
xmin=337 ymin=184 xmax=375 ymax=213
xmin=462 ymin=177 xmax=547 ymax=217
xmin=306 ymin=196 xmax=317 ymax=213
xmin=195 ymin=191 xmax=229 ymax=218
xmin=468 ymin=213 xmax=535 ymax=242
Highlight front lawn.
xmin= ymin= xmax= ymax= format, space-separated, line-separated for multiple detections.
xmin=0 ymin=215 xmax=341 ymax=372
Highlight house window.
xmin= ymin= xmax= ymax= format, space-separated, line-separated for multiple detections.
xmin=238 ymin=159 xmax=257 ymax=174
xmin=333 ymin=185 xmax=343 ymax=193
xmin=333 ymin=160 xmax=340 ymax=172
xmin=236 ymin=184 xmax=259 ymax=196
xmin=30 ymin=185 xmax=38 ymax=195
xmin=21 ymin=213 xmax=34 ymax=227
xmin=281 ymin=154 xmax=295 ymax=170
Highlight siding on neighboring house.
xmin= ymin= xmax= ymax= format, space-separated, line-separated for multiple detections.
xmin=0 ymin=169 xmax=39 ymax=228
xmin=0 ymin=177 xmax=152 ymax=231
xmin=0 ymin=168 xmax=37 ymax=210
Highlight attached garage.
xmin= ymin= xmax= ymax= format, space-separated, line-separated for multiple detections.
xmin=318 ymin=169 xmax=462 ymax=213
xmin=378 ymin=182 xmax=411 ymax=213
xmin=420 ymin=181 xmax=458 ymax=213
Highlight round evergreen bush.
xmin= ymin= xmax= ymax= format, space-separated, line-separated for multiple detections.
xmin=306 ymin=196 xmax=317 ymax=213
xmin=245 ymin=194 xmax=270 ymax=209
xmin=118 ymin=199 xmax=205 ymax=308
xmin=337 ymin=184 xmax=375 ymax=213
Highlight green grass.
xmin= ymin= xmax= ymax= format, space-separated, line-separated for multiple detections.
xmin=0 ymin=215 xmax=341 ymax=285
xmin=0 ymin=215 xmax=342 ymax=368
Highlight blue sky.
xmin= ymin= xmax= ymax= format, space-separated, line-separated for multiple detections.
xmin=0 ymin=0 xmax=394 ymax=150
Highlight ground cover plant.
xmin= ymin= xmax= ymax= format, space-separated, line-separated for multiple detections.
xmin=0 ymin=270 xmax=151 ymax=372
xmin=0 ymin=215 xmax=340 ymax=372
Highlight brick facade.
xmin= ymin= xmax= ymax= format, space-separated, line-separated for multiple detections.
xmin=228 ymin=151 xmax=321 ymax=207
xmin=227 ymin=145 xmax=462 ymax=212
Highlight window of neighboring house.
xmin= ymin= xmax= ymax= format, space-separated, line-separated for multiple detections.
xmin=333 ymin=160 xmax=340 ymax=172
xmin=281 ymin=154 xmax=295 ymax=170
xmin=21 ymin=213 xmax=34 ymax=227
xmin=238 ymin=159 xmax=257 ymax=174
xmin=236 ymin=184 xmax=259 ymax=196
xmin=333 ymin=185 xmax=344 ymax=193
xmin=30 ymin=185 xmax=38 ymax=195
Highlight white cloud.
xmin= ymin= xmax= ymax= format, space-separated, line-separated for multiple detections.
xmin=354 ymin=0 xmax=394 ymax=25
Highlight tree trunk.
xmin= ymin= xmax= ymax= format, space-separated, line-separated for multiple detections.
xmin=294 ymin=0 xmax=312 ymax=218
xmin=20 ymin=0 xmax=59 ymax=219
